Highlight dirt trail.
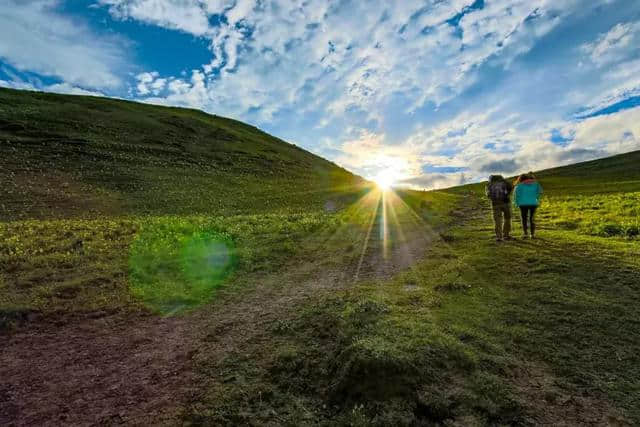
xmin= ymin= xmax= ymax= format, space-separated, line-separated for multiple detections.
xmin=0 ymin=197 xmax=436 ymax=426
xmin=2 ymin=194 xmax=620 ymax=425
xmin=1 ymin=313 xmax=194 ymax=426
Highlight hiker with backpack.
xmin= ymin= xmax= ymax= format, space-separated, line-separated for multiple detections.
xmin=514 ymin=172 xmax=543 ymax=239
xmin=485 ymin=175 xmax=513 ymax=241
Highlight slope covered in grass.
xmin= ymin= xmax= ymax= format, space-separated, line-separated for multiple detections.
xmin=185 ymin=151 xmax=640 ymax=425
xmin=2 ymin=87 xmax=639 ymax=425
xmin=532 ymin=151 xmax=640 ymax=237
xmin=0 ymin=87 xmax=363 ymax=220
xmin=0 ymin=87 xmax=367 ymax=322
xmin=535 ymin=149 xmax=640 ymax=193
xmin=448 ymin=150 xmax=640 ymax=238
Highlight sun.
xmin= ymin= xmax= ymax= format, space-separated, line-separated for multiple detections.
xmin=373 ymin=170 xmax=396 ymax=190
xmin=368 ymin=154 xmax=408 ymax=190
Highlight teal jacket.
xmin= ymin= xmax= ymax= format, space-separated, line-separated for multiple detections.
xmin=514 ymin=180 xmax=543 ymax=207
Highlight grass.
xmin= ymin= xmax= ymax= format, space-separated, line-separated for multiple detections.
xmin=541 ymin=191 xmax=640 ymax=237
xmin=533 ymin=151 xmax=640 ymax=239
xmin=0 ymin=87 xmax=364 ymax=220
xmin=0 ymin=212 xmax=343 ymax=321
xmin=2 ymin=88 xmax=640 ymax=424
xmin=185 ymin=152 xmax=640 ymax=425
xmin=195 ymin=210 xmax=639 ymax=425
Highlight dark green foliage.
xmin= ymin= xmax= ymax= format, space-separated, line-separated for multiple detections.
xmin=0 ymin=87 xmax=365 ymax=220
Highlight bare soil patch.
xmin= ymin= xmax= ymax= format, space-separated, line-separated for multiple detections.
xmin=1 ymin=313 xmax=193 ymax=426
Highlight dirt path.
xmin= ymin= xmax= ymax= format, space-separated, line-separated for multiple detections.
xmin=0 ymin=313 xmax=194 ymax=426
xmin=3 ymin=194 xmax=620 ymax=425
xmin=0 ymin=195 xmax=437 ymax=426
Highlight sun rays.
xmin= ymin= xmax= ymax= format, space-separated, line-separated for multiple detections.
xmin=278 ymin=182 xmax=455 ymax=284
xmin=346 ymin=186 xmax=441 ymax=281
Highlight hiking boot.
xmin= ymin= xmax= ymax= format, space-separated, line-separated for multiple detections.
xmin=495 ymin=237 xmax=503 ymax=242
xmin=522 ymin=234 xmax=529 ymax=240
xmin=504 ymin=235 xmax=514 ymax=241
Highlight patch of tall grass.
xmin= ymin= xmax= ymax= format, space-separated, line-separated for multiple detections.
xmin=540 ymin=191 xmax=640 ymax=238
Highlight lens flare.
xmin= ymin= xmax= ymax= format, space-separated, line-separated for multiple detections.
xmin=129 ymin=226 xmax=235 ymax=315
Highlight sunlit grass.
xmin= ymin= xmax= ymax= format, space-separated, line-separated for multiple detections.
xmin=129 ymin=226 xmax=236 ymax=314
xmin=0 ymin=185 xmax=459 ymax=323
xmin=541 ymin=191 xmax=640 ymax=238
xmin=224 ymin=189 xmax=640 ymax=425
xmin=0 ymin=212 xmax=343 ymax=320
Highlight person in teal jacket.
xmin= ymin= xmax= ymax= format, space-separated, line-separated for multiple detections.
xmin=513 ymin=172 xmax=543 ymax=239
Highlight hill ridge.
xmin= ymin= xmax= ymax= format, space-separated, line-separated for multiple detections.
xmin=0 ymin=87 xmax=365 ymax=220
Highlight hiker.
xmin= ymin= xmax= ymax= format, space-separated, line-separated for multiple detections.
xmin=485 ymin=175 xmax=513 ymax=241
xmin=514 ymin=172 xmax=543 ymax=239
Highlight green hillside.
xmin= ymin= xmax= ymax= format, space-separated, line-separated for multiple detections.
xmin=448 ymin=150 xmax=640 ymax=238
xmin=1 ymin=88 xmax=639 ymax=425
xmin=535 ymin=149 xmax=640 ymax=192
xmin=0 ymin=87 xmax=369 ymax=323
xmin=448 ymin=149 xmax=640 ymax=194
xmin=0 ymin=87 xmax=364 ymax=220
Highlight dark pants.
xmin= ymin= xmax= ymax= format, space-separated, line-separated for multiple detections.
xmin=491 ymin=202 xmax=511 ymax=239
xmin=519 ymin=205 xmax=537 ymax=236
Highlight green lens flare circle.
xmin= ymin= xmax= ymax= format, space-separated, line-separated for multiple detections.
xmin=181 ymin=234 xmax=232 ymax=283
xmin=129 ymin=227 xmax=235 ymax=315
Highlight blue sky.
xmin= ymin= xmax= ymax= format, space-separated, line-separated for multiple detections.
xmin=1 ymin=0 xmax=640 ymax=188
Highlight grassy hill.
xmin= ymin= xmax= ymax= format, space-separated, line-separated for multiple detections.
xmin=1 ymin=88 xmax=639 ymax=425
xmin=0 ymin=87 xmax=370 ymax=321
xmin=448 ymin=150 xmax=640 ymax=238
xmin=0 ymin=87 xmax=364 ymax=220
xmin=449 ymin=149 xmax=640 ymax=195
xmin=535 ymin=149 xmax=640 ymax=193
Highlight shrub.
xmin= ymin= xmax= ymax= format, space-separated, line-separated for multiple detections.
xmin=596 ymin=223 xmax=624 ymax=237
xmin=554 ymin=220 xmax=579 ymax=230
xmin=624 ymin=225 xmax=639 ymax=238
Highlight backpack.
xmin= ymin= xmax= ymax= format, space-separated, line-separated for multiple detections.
xmin=488 ymin=180 xmax=509 ymax=202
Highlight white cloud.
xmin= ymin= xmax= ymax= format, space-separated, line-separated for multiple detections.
xmin=98 ymin=0 xmax=584 ymax=123
xmin=582 ymin=21 xmax=640 ymax=66
xmin=0 ymin=79 xmax=104 ymax=97
xmin=569 ymin=107 xmax=640 ymax=155
xmin=99 ymin=0 xmax=212 ymax=36
xmin=135 ymin=71 xmax=160 ymax=95
xmin=572 ymin=56 xmax=640 ymax=119
xmin=396 ymin=105 xmax=640 ymax=189
xmin=0 ymin=0 xmax=129 ymax=89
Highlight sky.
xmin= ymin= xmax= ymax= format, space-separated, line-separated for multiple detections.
xmin=1 ymin=0 xmax=640 ymax=188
